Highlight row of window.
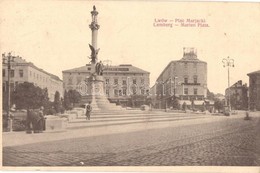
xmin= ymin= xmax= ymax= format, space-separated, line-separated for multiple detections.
xmin=29 ymin=71 xmax=49 ymax=82
xmin=183 ymin=62 xmax=197 ymax=69
xmin=106 ymin=89 xmax=148 ymax=97
xmin=184 ymin=88 xmax=198 ymax=95
xmin=105 ymin=78 xmax=145 ymax=85
xmin=184 ymin=76 xmax=198 ymax=84
xmin=2 ymin=69 xmax=52 ymax=84
xmin=67 ymin=78 xmax=146 ymax=86
xmin=2 ymin=69 xmax=24 ymax=78
xmin=68 ymin=72 xmax=145 ymax=76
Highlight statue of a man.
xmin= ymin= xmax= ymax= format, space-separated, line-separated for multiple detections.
xmin=95 ymin=61 xmax=104 ymax=75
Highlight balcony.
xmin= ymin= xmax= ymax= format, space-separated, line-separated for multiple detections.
xmin=182 ymin=82 xmax=201 ymax=86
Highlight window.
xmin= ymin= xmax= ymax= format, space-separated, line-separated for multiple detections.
xmin=114 ymin=79 xmax=118 ymax=85
xmin=19 ymin=70 xmax=23 ymax=78
xmin=10 ymin=70 xmax=15 ymax=78
xmin=184 ymin=62 xmax=188 ymax=69
xmin=133 ymin=79 xmax=137 ymax=84
xmin=122 ymin=80 xmax=127 ymax=85
xmin=30 ymin=71 xmax=32 ymax=77
xmin=106 ymin=89 xmax=109 ymax=96
xmin=184 ymin=77 xmax=188 ymax=84
xmin=193 ymin=63 xmax=197 ymax=68
xmin=114 ymin=89 xmax=118 ymax=97
xmin=68 ymin=78 xmax=73 ymax=85
xmin=141 ymin=89 xmax=145 ymax=95
xmin=193 ymin=76 xmax=197 ymax=84
xmin=3 ymin=83 xmax=6 ymax=92
xmin=184 ymin=88 xmax=188 ymax=95
xmin=3 ymin=69 xmax=5 ymax=77
xmin=88 ymin=67 xmax=91 ymax=71
xmin=194 ymin=88 xmax=198 ymax=95
xmin=119 ymin=90 xmax=122 ymax=96
xmin=123 ymin=89 xmax=127 ymax=96
xmin=77 ymin=77 xmax=82 ymax=84
xmin=141 ymin=79 xmax=145 ymax=85
xmin=105 ymin=79 xmax=109 ymax=84
xmin=10 ymin=83 xmax=14 ymax=91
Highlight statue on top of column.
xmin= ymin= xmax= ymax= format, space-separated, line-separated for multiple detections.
xmin=89 ymin=44 xmax=100 ymax=64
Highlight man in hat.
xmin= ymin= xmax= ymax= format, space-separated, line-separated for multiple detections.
xmin=85 ymin=102 xmax=92 ymax=120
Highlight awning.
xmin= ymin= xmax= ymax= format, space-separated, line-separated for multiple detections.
xmin=194 ymin=100 xmax=205 ymax=105
xmin=179 ymin=100 xmax=191 ymax=105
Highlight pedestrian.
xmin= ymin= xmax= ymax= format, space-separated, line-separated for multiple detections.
xmin=26 ymin=109 xmax=33 ymax=134
xmin=38 ymin=106 xmax=45 ymax=133
xmin=86 ymin=102 xmax=92 ymax=120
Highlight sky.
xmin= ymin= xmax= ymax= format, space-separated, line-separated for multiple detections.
xmin=1 ymin=1 xmax=260 ymax=94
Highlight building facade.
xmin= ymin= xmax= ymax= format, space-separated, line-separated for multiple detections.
xmin=62 ymin=64 xmax=150 ymax=106
xmin=225 ymin=80 xmax=248 ymax=110
xmin=2 ymin=56 xmax=63 ymax=102
xmin=152 ymin=47 xmax=207 ymax=109
xmin=247 ymin=70 xmax=260 ymax=111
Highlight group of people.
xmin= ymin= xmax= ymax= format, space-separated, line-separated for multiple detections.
xmin=26 ymin=106 xmax=45 ymax=133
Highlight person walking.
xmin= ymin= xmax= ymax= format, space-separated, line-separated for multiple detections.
xmin=86 ymin=102 xmax=92 ymax=120
xmin=38 ymin=106 xmax=44 ymax=133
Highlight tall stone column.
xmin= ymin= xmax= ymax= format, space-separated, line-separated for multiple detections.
xmin=89 ymin=6 xmax=100 ymax=74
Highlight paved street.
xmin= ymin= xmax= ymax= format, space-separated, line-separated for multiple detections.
xmin=3 ymin=111 xmax=260 ymax=166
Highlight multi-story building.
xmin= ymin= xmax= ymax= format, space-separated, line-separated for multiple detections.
xmin=152 ymin=47 xmax=207 ymax=109
xmin=2 ymin=56 xmax=63 ymax=102
xmin=247 ymin=70 xmax=260 ymax=111
xmin=62 ymin=64 xmax=150 ymax=106
xmin=225 ymin=80 xmax=248 ymax=110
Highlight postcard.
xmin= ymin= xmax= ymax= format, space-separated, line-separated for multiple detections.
xmin=1 ymin=1 xmax=260 ymax=172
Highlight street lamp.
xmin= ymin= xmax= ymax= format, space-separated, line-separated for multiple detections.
xmin=2 ymin=52 xmax=17 ymax=132
xmin=222 ymin=56 xmax=235 ymax=113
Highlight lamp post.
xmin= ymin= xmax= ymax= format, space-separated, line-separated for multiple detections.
xmin=222 ymin=56 xmax=234 ymax=113
xmin=2 ymin=52 xmax=17 ymax=132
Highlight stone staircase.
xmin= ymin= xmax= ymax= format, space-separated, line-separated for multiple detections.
xmin=81 ymin=94 xmax=124 ymax=112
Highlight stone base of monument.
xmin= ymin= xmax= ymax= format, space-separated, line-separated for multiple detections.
xmin=80 ymin=75 xmax=124 ymax=112
xmin=45 ymin=115 xmax=68 ymax=132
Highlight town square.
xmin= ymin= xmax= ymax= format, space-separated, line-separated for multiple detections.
xmin=1 ymin=1 xmax=260 ymax=169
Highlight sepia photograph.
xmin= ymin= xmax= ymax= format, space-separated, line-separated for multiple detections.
xmin=1 ymin=0 xmax=260 ymax=172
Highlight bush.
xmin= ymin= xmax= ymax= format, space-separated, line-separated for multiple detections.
xmin=13 ymin=119 xmax=27 ymax=131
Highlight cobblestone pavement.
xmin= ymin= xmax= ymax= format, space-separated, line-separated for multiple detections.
xmin=3 ymin=113 xmax=260 ymax=166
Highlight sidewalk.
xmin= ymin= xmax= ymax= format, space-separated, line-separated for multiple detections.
xmin=3 ymin=112 xmax=258 ymax=147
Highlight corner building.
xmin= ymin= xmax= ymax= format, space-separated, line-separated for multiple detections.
xmin=247 ymin=70 xmax=260 ymax=111
xmin=2 ymin=56 xmax=63 ymax=102
xmin=153 ymin=48 xmax=207 ymax=108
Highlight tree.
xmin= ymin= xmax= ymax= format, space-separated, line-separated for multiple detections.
xmin=53 ymin=91 xmax=62 ymax=113
xmin=12 ymin=82 xmax=49 ymax=110
xmin=172 ymin=98 xmax=180 ymax=110
xmin=63 ymin=90 xmax=71 ymax=110
xmin=68 ymin=90 xmax=81 ymax=107
xmin=214 ymin=99 xmax=224 ymax=113
xmin=207 ymin=89 xmax=215 ymax=100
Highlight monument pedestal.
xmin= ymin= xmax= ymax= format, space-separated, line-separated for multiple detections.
xmin=81 ymin=74 xmax=123 ymax=112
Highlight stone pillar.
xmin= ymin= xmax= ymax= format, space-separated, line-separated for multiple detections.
xmin=89 ymin=7 xmax=100 ymax=50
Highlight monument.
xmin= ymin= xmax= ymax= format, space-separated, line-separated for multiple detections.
xmin=82 ymin=6 xmax=122 ymax=112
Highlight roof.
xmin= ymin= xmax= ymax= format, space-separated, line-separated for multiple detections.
xmin=247 ymin=70 xmax=260 ymax=76
xmin=3 ymin=56 xmax=63 ymax=82
xmin=62 ymin=64 xmax=150 ymax=74
xmin=155 ymin=58 xmax=206 ymax=82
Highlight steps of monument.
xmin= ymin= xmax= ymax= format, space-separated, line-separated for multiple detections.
xmin=68 ymin=113 xmax=207 ymax=130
